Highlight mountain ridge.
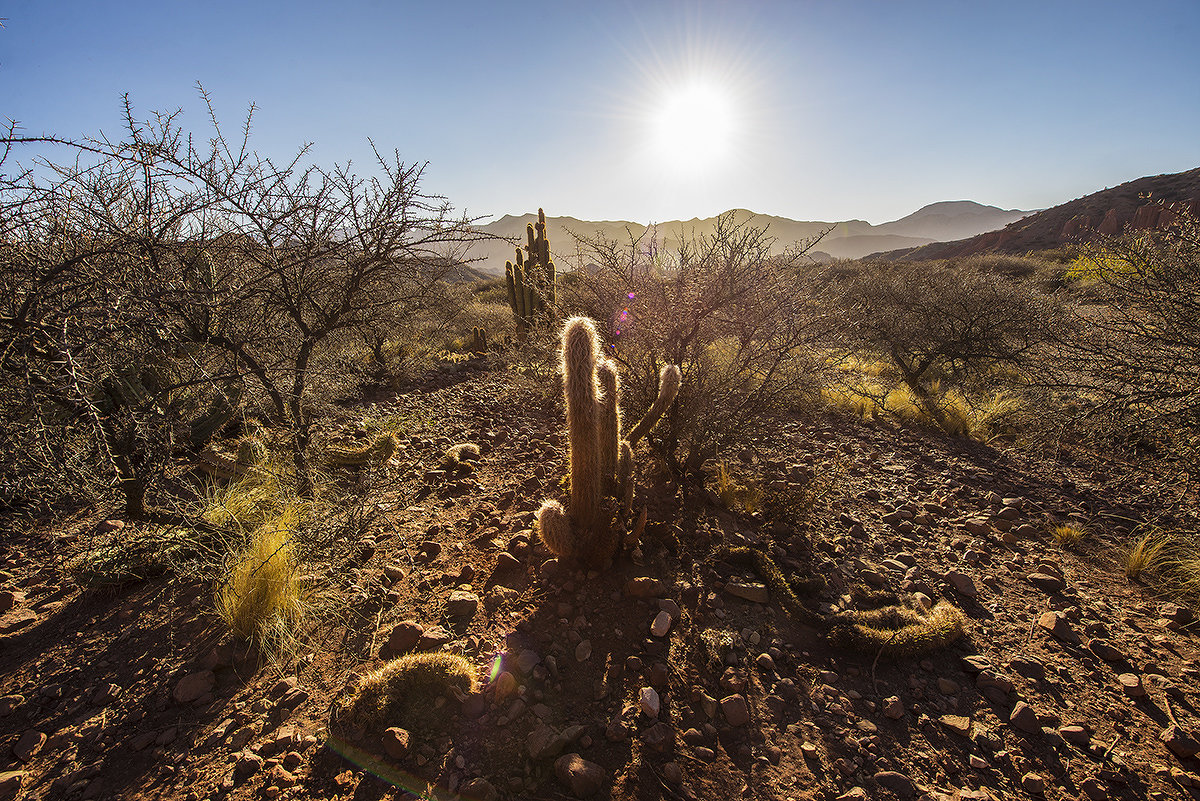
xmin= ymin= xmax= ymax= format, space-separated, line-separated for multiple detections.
xmin=468 ymin=201 xmax=1030 ymax=273
xmin=874 ymin=167 xmax=1200 ymax=261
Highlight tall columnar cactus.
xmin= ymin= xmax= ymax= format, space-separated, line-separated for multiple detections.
xmin=536 ymin=317 xmax=681 ymax=567
xmin=504 ymin=208 xmax=556 ymax=335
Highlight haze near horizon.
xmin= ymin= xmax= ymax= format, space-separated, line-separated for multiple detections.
xmin=3 ymin=1 xmax=1198 ymax=225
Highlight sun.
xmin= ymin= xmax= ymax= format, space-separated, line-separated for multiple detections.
xmin=650 ymin=83 xmax=737 ymax=170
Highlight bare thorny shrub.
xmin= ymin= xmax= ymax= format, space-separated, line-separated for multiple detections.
xmin=0 ymin=91 xmax=483 ymax=519
xmin=1053 ymin=208 xmax=1200 ymax=476
xmin=568 ymin=214 xmax=836 ymax=480
xmin=833 ymin=258 xmax=1062 ymax=438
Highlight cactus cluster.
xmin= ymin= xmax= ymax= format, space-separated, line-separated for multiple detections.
xmin=323 ymin=432 xmax=399 ymax=467
xmin=197 ymin=434 xmax=267 ymax=481
xmin=469 ymin=327 xmax=488 ymax=354
xmin=504 ymin=208 xmax=557 ymax=335
xmin=536 ymin=317 xmax=680 ymax=567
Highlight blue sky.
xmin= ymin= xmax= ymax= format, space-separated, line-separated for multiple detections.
xmin=3 ymin=1 xmax=1198 ymax=224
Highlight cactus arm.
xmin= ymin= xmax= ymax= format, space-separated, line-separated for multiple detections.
xmin=596 ymin=359 xmax=621 ymax=491
xmin=562 ymin=317 xmax=602 ymax=534
xmin=625 ymin=364 xmax=681 ymax=447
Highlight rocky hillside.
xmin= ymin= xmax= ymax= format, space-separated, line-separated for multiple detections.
xmin=2 ymin=367 xmax=1199 ymax=801
xmin=877 ymin=168 xmax=1200 ymax=261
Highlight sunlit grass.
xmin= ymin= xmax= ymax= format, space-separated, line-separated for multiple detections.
xmin=1052 ymin=524 xmax=1085 ymax=550
xmin=215 ymin=505 xmax=308 ymax=652
xmin=1126 ymin=530 xmax=1169 ymax=579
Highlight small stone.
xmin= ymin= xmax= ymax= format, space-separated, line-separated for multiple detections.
xmin=946 ymin=571 xmax=977 ymax=598
xmin=873 ymin=771 xmax=917 ymax=797
xmin=639 ymin=687 xmax=660 ymax=719
xmin=1079 ymin=776 xmax=1108 ymax=800
xmin=755 ymin=652 xmax=776 ymax=673
xmin=554 ymin=753 xmax=606 ymax=798
xmin=1027 ymin=572 xmax=1065 ymax=593
xmin=883 ymin=696 xmax=904 ymax=719
xmin=1009 ymin=701 xmax=1041 ymax=734
xmin=172 ymin=671 xmax=215 ymax=704
xmin=460 ymin=778 xmax=499 ymax=801
xmin=1160 ymin=724 xmax=1200 ymax=758
xmin=724 ymin=581 xmax=769 ymax=604
xmin=445 ymin=590 xmax=479 ymax=619
xmin=937 ymin=678 xmax=960 ymax=695
xmin=13 ymin=730 xmax=45 ymax=762
xmin=383 ymin=727 xmax=410 ymax=759
xmin=650 ymin=611 xmax=672 ymax=637
xmin=1036 ymin=611 xmax=1080 ymax=643
xmin=493 ymin=671 xmax=518 ymax=701
xmin=1059 ymin=725 xmax=1090 ymax=745
xmin=0 ymin=696 xmax=23 ymax=716
xmin=720 ymin=694 xmax=750 ymax=727
xmin=940 ymin=715 xmax=972 ymax=736
xmin=624 ymin=577 xmax=665 ymax=597
xmin=416 ymin=625 xmax=451 ymax=650
xmin=0 ymin=771 xmax=26 ymax=797
xmin=1118 ymin=673 xmax=1146 ymax=697
xmin=1087 ymin=639 xmax=1124 ymax=662
xmin=0 ymin=591 xmax=22 ymax=614
xmin=662 ymin=761 xmax=682 ymax=784
xmin=380 ymin=620 xmax=424 ymax=657
xmin=516 ymin=649 xmax=541 ymax=675
xmin=575 ymin=640 xmax=592 ymax=662
xmin=642 ymin=721 xmax=673 ymax=751
xmin=1021 ymin=772 xmax=1046 ymax=794
xmin=234 ymin=752 xmax=264 ymax=782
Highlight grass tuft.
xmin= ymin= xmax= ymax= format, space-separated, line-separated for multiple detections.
xmin=1126 ymin=531 xmax=1168 ymax=580
xmin=1052 ymin=524 xmax=1085 ymax=550
xmin=215 ymin=505 xmax=307 ymax=652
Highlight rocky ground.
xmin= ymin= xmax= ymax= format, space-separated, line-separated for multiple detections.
xmin=2 ymin=364 xmax=1200 ymax=801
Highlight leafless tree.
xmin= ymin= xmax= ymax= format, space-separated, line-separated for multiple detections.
xmin=569 ymin=214 xmax=834 ymax=478
xmin=837 ymin=259 xmax=1058 ymax=429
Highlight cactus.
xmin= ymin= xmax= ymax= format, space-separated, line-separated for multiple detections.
xmin=596 ymin=359 xmax=621 ymax=491
xmin=324 ymin=433 xmax=399 ymax=467
xmin=188 ymin=384 xmax=242 ymax=449
xmin=626 ymin=364 xmax=681 ymax=447
xmin=469 ymin=327 xmax=488 ymax=354
xmin=503 ymin=208 xmax=557 ymax=335
xmin=563 ymin=317 xmax=603 ymax=534
xmin=535 ymin=317 xmax=680 ymax=567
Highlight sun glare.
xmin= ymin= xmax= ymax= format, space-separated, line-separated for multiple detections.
xmin=651 ymin=83 xmax=736 ymax=170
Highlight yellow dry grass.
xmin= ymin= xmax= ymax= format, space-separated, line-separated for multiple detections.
xmin=1126 ymin=531 xmax=1169 ymax=579
xmin=215 ymin=505 xmax=307 ymax=650
xmin=1052 ymin=524 xmax=1085 ymax=550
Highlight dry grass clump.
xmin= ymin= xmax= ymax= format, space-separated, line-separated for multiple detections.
xmin=1124 ymin=527 xmax=1200 ymax=602
xmin=215 ymin=505 xmax=308 ymax=651
xmin=712 ymin=462 xmax=763 ymax=515
xmin=1052 ymin=524 xmax=1086 ymax=550
xmin=1126 ymin=530 xmax=1169 ymax=579
xmin=340 ymin=652 xmax=476 ymax=733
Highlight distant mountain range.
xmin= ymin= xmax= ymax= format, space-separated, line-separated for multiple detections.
xmin=467 ymin=201 xmax=1031 ymax=274
xmin=875 ymin=167 xmax=1200 ymax=261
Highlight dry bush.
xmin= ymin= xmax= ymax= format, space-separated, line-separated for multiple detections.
xmin=835 ymin=259 xmax=1059 ymax=438
xmin=1053 ymin=208 xmax=1200 ymax=472
xmin=567 ymin=214 xmax=835 ymax=477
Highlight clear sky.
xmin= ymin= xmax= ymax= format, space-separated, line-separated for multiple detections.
xmin=3 ymin=1 xmax=1198 ymax=224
